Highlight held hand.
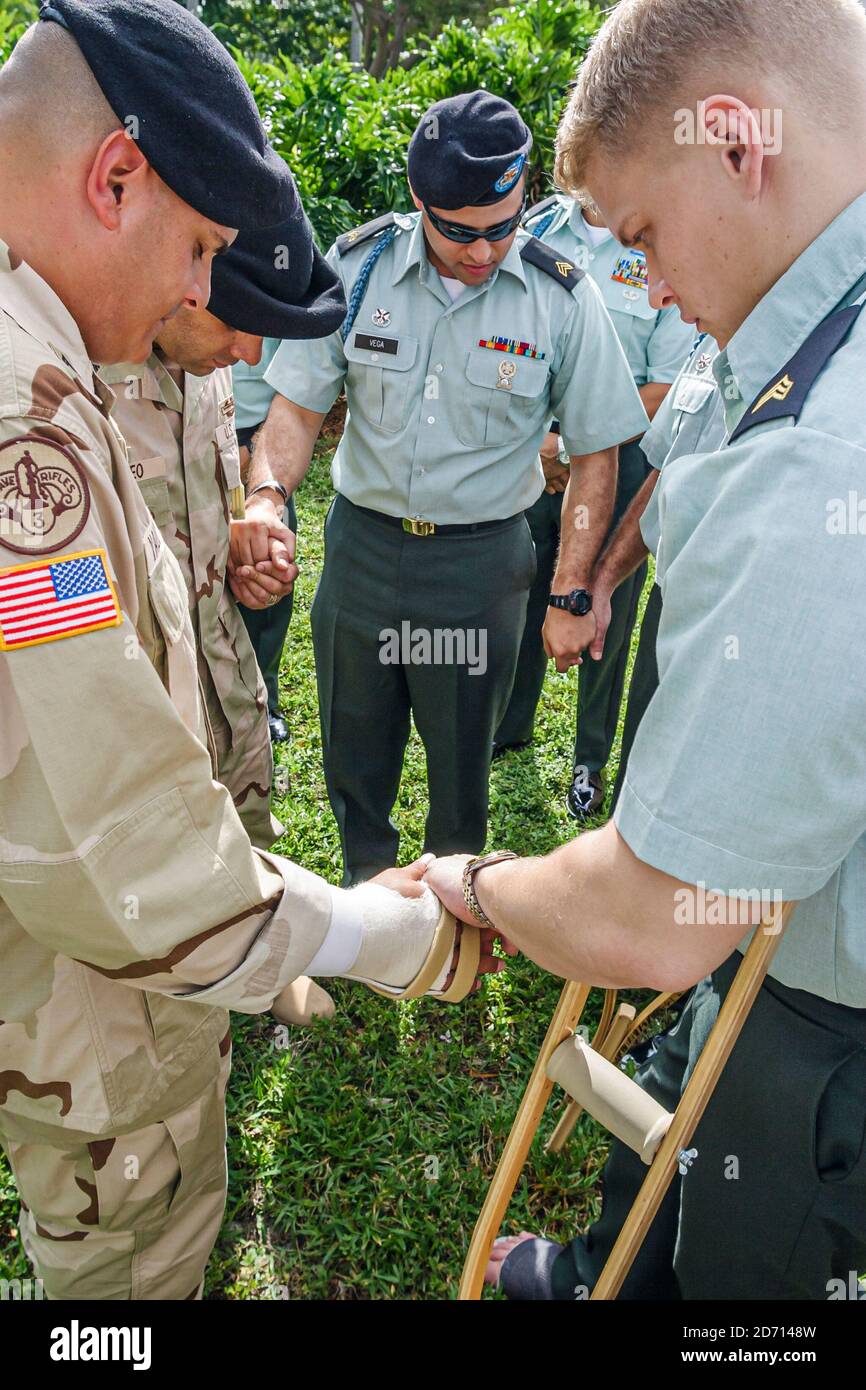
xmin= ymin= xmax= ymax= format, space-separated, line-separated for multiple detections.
xmin=227 ymin=551 xmax=298 ymax=610
xmin=230 ymin=495 xmax=295 ymax=570
xmin=229 ymin=500 xmax=298 ymax=609
xmin=370 ymin=856 xmax=432 ymax=899
xmin=542 ymin=606 xmax=597 ymax=673
xmin=422 ymin=854 xmax=519 ymax=989
xmin=588 ymin=585 xmax=612 ymax=661
xmin=543 ymin=465 xmax=569 ymax=495
xmin=372 ymin=855 xmax=507 ymax=994
xmin=421 ymin=852 xmax=474 ymax=923
xmin=540 ymin=434 xmax=569 ymax=494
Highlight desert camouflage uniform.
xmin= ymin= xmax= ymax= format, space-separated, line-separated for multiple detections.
xmin=100 ymin=355 xmax=278 ymax=849
xmin=0 ymin=241 xmax=335 ymax=1298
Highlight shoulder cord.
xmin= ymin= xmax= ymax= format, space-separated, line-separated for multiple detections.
xmin=340 ymin=226 xmax=399 ymax=342
xmin=525 ymin=209 xmax=556 ymax=241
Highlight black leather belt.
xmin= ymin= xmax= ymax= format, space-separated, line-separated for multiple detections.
xmin=350 ymin=501 xmax=522 ymax=537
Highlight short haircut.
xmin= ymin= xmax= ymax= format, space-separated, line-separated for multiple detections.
xmin=555 ymin=0 xmax=866 ymax=194
xmin=0 ymin=21 xmax=118 ymax=156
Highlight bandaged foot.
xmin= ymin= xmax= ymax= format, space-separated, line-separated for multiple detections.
xmin=305 ymin=882 xmax=481 ymax=1002
xmin=347 ymin=883 xmax=454 ymax=995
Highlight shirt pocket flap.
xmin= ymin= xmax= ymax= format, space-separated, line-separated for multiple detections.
xmin=344 ymin=333 xmax=418 ymax=372
xmin=608 ymin=290 xmax=658 ymax=321
xmin=464 ymin=348 xmax=549 ymax=398
xmin=136 ymin=474 xmax=173 ymax=529
xmin=673 ymin=374 xmax=717 ymax=414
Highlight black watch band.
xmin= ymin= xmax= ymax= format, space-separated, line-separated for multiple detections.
xmin=548 ymin=588 xmax=592 ymax=616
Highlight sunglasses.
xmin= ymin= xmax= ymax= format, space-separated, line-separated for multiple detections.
xmin=423 ymin=196 xmax=527 ymax=244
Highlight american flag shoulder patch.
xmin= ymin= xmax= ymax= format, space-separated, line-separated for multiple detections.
xmin=0 ymin=548 xmax=122 ymax=651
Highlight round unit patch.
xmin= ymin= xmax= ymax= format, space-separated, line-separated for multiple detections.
xmin=493 ymin=152 xmax=526 ymax=194
xmin=0 ymin=435 xmax=90 ymax=555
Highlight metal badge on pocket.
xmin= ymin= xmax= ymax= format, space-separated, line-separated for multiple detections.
xmin=496 ymin=360 xmax=517 ymax=390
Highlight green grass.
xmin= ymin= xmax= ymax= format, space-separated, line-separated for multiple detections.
xmin=0 ymin=443 xmax=658 ymax=1299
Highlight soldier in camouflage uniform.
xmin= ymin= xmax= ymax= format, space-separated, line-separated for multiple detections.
xmin=101 ymin=218 xmax=346 ymax=1025
xmin=101 ymin=353 xmax=279 ymax=846
xmin=0 ymin=3 xmax=491 ymax=1301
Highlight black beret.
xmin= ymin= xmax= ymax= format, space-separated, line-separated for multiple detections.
xmin=208 ymin=208 xmax=347 ymax=340
xmin=39 ymin=0 xmax=293 ymax=230
xmin=407 ymin=90 xmax=532 ymax=210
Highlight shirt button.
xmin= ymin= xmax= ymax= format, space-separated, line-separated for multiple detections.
xmin=435 ymin=363 xmax=444 ymax=372
xmin=427 ymin=416 xmax=435 ymax=424
xmin=371 ymin=353 xmax=379 ymax=362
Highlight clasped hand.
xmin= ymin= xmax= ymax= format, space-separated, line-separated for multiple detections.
xmin=228 ymin=494 xmax=298 ymax=609
xmin=370 ymin=854 xmax=518 ymax=993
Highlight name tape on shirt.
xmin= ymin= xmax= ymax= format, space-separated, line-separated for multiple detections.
xmin=128 ymin=454 xmax=167 ymax=484
xmin=215 ymin=420 xmax=236 ymax=454
xmin=354 ymin=332 xmax=399 ymax=355
xmin=0 ymin=548 xmax=122 ymax=650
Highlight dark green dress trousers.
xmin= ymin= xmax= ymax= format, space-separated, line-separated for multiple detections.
xmin=311 ymin=495 xmax=536 ymax=885
xmin=495 ymin=439 xmax=648 ymax=776
xmin=610 ymin=579 xmax=662 ymax=810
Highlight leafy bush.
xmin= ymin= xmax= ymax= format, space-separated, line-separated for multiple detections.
xmin=234 ymin=0 xmax=601 ymax=246
xmin=0 ymin=1 xmax=37 ymax=65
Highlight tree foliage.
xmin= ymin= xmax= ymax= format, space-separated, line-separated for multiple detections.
xmin=0 ymin=0 xmax=37 ymax=63
xmin=198 ymin=1 xmax=498 ymax=72
xmin=198 ymin=1 xmax=349 ymax=66
xmin=234 ymin=0 xmax=602 ymax=246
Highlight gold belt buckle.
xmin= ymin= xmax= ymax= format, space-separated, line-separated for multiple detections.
xmin=403 ymin=516 xmax=436 ymax=536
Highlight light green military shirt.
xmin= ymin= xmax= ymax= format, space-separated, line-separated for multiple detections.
xmin=615 ymin=191 xmax=866 ymax=1006
xmin=527 ymin=194 xmax=694 ymax=386
xmin=639 ymin=335 xmax=724 ymax=555
xmin=232 ymin=336 xmax=280 ymax=434
xmin=265 ymin=211 xmax=648 ymax=524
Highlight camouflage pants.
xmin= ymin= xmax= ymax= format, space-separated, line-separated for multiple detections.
xmin=0 ymin=1042 xmax=231 ymax=1300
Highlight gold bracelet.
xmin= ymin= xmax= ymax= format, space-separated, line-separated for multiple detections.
xmin=462 ymin=851 xmax=519 ymax=929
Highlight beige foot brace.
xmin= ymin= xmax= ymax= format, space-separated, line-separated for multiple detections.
xmin=358 ymin=905 xmax=482 ymax=1003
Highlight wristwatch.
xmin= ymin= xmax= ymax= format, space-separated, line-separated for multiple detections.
xmin=548 ymin=588 xmax=592 ymax=616
xmin=462 ymin=851 xmax=519 ymax=929
xmin=247 ymin=479 xmax=290 ymax=509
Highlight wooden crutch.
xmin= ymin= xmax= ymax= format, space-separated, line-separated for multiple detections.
xmin=458 ymin=904 xmax=793 ymax=1300
xmin=457 ymin=979 xmax=592 ymax=1301
xmin=546 ymin=990 xmax=681 ymax=1154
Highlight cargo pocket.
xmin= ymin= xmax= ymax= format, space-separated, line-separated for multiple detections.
xmin=455 ymin=349 xmax=549 ymax=448
xmin=215 ymin=590 xmax=264 ymax=710
xmin=344 ymin=334 xmax=418 ymax=433
xmin=89 ymin=1117 xmax=181 ymax=1235
xmin=607 ymin=298 xmax=658 ymax=367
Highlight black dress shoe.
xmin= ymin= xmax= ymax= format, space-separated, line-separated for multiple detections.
xmin=491 ymin=738 xmax=532 ymax=761
xmin=566 ymin=768 xmax=604 ymax=821
xmin=268 ymin=712 xmax=290 ymax=744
